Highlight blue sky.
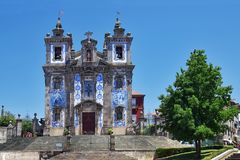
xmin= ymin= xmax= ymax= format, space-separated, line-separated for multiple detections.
xmin=0 ymin=0 xmax=240 ymax=118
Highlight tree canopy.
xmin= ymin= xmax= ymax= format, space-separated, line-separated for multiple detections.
xmin=22 ymin=114 xmax=33 ymax=133
xmin=0 ymin=111 xmax=16 ymax=127
xmin=159 ymin=50 xmax=238 ymax=158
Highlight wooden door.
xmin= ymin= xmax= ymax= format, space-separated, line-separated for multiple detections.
xmin=82 ymin=112 xmax=95 ymax=134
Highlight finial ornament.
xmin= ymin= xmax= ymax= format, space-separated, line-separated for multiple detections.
xmin=85 ymin=31 xmax=93 ymax=43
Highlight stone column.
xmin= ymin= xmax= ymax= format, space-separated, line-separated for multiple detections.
xmin=7 ymin=121 xmax=14 ymax=140
xmin=127 ymin=72 xmax=133 ymax=126
xmin=44 ymin=74 xmax=51 ymax=136
xmin=154 ymin=116 xmax=160 ymax=136
xmin=16 ymin=114 xmax=22 ymax=137
xmin=79 ymin=107 xmax=83 ymax=134
xmin=110 ymin=135 xmax=115 ymax=151
xmin=102 ymin=73 xmax=112 ymax=134
xmin=68 ymin=73 xmax=75 ymax=135
xmin=64 ymin=73 xmax=70 ymax=132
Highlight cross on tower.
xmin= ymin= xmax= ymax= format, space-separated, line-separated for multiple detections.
xmin=116 ymin=11 xmax=120 ymax=20
xmin=58 ymin=10 xmax=64 ymax=18
xmin=85 ymin=31 xmax=93 ymax=43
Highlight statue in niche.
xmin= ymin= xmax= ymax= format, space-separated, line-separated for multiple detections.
xmin=53 ymin=77 xmax=62 ymax=90
xmin=86 ymin=49 xmax=92 ymax=61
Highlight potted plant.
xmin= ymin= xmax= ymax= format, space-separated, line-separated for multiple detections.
xmin=108 ymin=128 xmax=113 ymax=135
xmin=63 ymin=128 xmax=69 ymax=136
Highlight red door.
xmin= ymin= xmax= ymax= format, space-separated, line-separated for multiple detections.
xmin=82 ymin=112 xmax=95 ymax=134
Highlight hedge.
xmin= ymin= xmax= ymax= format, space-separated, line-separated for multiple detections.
xmin=155 ymin=145 xmax=224 ymax=158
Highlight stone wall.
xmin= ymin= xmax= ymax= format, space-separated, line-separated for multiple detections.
xmin=0 ymin=151 xmax=39 ymax=160
xmin=118 ymin=151 xmax=155 ymax=160
xmin=50 ymin=128 xmax=64 ymax=136
xmin=0 ymin=127 xmax=7 ymax=144
xmin=113 ymin=127 xmax=126 ymax=135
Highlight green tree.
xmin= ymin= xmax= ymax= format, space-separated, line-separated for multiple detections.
xmin=159 ymin=50 xmax=238 ymax=159
xmin=0 ymin=111 xmax=16 ymax=127
xmin=22 ymin=119 xmax=32 ymax=133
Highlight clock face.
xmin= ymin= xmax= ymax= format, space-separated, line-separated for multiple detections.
xmin=112 ymin=44 xmax=127 ymax=63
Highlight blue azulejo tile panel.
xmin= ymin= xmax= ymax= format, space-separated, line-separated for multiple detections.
xmin=96 ymin=73 xmax=104 ymax=105
xmin=112 ymin=89 xmax=128 ymax=127
xmin=50 ymin=90 xmax=66 ymax=108
xmin=112 ymin=90 xmax=128 ymax=108
xmin=74 ymin=74 xmax=81 ymax=106
xmin=50 ymin=75 xmax=66 ymax=108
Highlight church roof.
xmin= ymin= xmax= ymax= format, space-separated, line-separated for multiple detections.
xmin=132 ymin=90 xmax=145 ymax=96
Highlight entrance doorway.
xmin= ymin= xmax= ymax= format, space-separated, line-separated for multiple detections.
xmin=82 ymin=112 xmax=95 ymax=134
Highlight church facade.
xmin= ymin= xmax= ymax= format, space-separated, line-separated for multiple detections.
xmin=43 ymin=18 xmax=134 ymax=136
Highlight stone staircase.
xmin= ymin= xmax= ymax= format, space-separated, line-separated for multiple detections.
xmin=70 ymin=135 xmax=110 ymax=151
xmin=24 ymin=136 xmax=66 ymax=151
xmin=225 ymin=153 xmax=240 ymax=160
xmin=0 ymin=137 xmax=36 ymax=151
xmin=0 ymin=135 xmax=186 ymax=160
xmin=50 ymin=151 xmax=137 ymax=160
xmin=115 ymin=136 xmax=185 ymax=151
xmin=0 ymin=135 xmax=185 ymax=152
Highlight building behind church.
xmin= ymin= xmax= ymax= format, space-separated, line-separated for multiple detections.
xmin=43 ymin=18 xmax=144 ymax=136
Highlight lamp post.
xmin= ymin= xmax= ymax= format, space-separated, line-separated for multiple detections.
xmin=154 ymin=109 xmax=160 ymax=136
xmin=139 ymin=111 xmax=145 ymax=135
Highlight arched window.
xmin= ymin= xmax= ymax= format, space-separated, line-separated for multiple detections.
xmin=54 ymin=47 xmax=62 ymax=60
xmin=53 ymin=108 xmax=61 ymax=121
xmin=115 ymin=106 xmax=124 ymax=121
xmin=116 ymin=46 xmax=123 ymax=59
xmin=115 ymin=75 xmax=124 ymax=89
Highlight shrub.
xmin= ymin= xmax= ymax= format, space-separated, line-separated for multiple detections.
xmin=155 ymin=145 xmax=225 ymax=158
xmin=108 ymin=128 xmax=113 ymax=135
xmin=22 ymin=119 xmax=32 ymax=133
xmin=63 ymin=128 xmax=69 ymax=136
xmin=0 ymin=111 xmax=16 ymax=127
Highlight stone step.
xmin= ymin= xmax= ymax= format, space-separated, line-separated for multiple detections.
xmin=70 ymin=135 xmax=110 ymax=151
xmin=24 ymin=136 xmax=66 ymax=151
xmin=114 ymin=136 xmax=185 ymax=151
xmin=50 ymin=151 xmax=137 ymax=160
xmin=0 ymin=137 xmax=35 ymax=151
xmin=0 ymin=135 xmax=185 ymax=152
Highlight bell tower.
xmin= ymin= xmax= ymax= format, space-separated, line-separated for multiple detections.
xmin=103 ymin=19 xmax=134 ymax=133
xmin=43 ymin=18 xmax=73 ymax=136
xmin=104 ymin=18 xmax=133 ymax=65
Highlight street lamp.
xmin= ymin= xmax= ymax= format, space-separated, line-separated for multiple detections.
xmin=154 ymin=109 xmax=160 ymax=136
